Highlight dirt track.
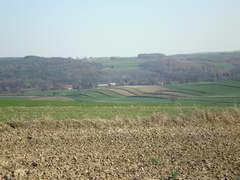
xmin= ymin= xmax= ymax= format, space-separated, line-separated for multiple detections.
xmin=0 ymin=112 xmax=240 ymax=179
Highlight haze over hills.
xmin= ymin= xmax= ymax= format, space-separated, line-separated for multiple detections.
xmin=0 ymin=50 xmax=240 ymax=92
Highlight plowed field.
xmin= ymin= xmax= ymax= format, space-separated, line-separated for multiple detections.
xmin=0 ymin=110 xmax=240 ymax=179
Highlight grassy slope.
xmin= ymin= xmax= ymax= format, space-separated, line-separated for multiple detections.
xmin=168 ymin=81 xmax=240 ymax=96
xmin=104 ymin=82 xmax=240 ymax=104
xmin=0 ymin=96 xmax=230 ymax=123
xmin=95 ymin=52 xmax=240 ymax=72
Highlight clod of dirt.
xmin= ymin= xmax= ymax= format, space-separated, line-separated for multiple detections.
xmin=7 ymin=122 xmax=17 ymax=129
xmin=6 ymin=121 xmax=25 ymax=129
xmin=27 ymin=136 xmax=33 ymax=140
xmin=31 ymin=162 xmax=38 ymax=167
xmin=1 ymin=111 xmax=240 ymax=179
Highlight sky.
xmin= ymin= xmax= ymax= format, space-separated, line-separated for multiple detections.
xmin=0 ymin=0 xmax=240 ymax=57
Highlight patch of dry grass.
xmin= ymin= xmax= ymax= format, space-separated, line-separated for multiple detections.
xmin=108 ymin=88 xmax=136 ymax=96
xmin=124 ymin=85 xmax=168 ymax=93
xmin=0 ymin=109 xmax=240 ymax=179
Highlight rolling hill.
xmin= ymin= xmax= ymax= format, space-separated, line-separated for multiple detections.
xmin=1 ymin=51 xmax=240 ymax=92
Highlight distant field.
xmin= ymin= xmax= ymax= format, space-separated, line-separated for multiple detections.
xmin=168 ymin=81 xmax=240 ymax=96
xmin=104 ymin=81 xmax=240 ymax=105
xmin=2 ymin=81 xmax=240 ymax=105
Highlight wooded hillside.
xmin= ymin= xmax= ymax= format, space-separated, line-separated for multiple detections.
xmin=1 ymin=51 xmax=240 ymax=91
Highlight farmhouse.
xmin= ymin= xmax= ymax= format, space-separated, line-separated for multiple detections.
xmin=97 ymin=84 xmax=108 ymax=88
xmin=109 ymin=82 xmax=116 ymax=86
xmin=97 ymin=82 xmax=117 ymax=88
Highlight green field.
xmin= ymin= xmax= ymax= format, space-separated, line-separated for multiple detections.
xmin=0 ymin=97 xmax=233 ymax=124
xmin=2 ymin=80 xmax=240 ymax=123
xmin=168 ymin=81 xmax=240 ymax=96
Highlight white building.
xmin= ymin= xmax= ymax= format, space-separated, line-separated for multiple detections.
xmin=109 ymin=82 xmax=116 ymax=86
xmin=97 ymin=84 xmax=109 ymax=88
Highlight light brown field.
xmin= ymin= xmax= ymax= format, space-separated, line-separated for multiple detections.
xmin=108 ymin=86 xmax=192 ymax=98
xmin=0 ymin=110 xmax=240 ymax=180
xmin=124 ymin=86 xmax=168 ymax=93
xmin=107 ymin=86 xmax=166 ymax=96
xmin=108 ymin=88 xmax=136 ymax=96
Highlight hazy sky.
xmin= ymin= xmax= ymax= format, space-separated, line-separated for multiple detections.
xmin=1 ymin=0 xmax=240 ymax=57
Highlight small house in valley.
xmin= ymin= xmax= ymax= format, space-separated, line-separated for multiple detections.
xmin=97 ymin=82 xmax=117 ymax=88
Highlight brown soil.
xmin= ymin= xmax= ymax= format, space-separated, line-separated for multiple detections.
xmin=108 ymin=88 xmax=136 ymax=96
xmin=109 ymin=86 xmax=192 ymax=98
xmin=0 ymin=111 xmax=240 ymax=180
xmin=124 ymin=86 xmax=169 ymax=93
